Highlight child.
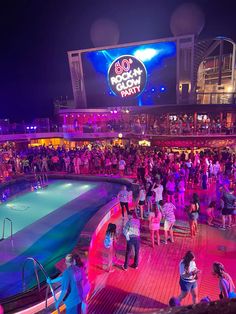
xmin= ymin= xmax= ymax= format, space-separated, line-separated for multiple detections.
xmin=104 ymin=223 xmax=117 ymax=272
xmin=206 ymin=201 xmax=216 ymax=226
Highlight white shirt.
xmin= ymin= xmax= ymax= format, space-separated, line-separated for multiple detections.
xmin=118 ymin=190 xmax=129 ymax=203
xmin=153 ymin=185 xmax=163 ymax=202
xmin=179 ymin=260 xmax=197 ymax=282
xmin=139 ymin=189 xmax=146 ymax=201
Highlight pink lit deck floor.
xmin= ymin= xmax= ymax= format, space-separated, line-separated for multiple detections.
xmin=87 ymin=185 xmax=236 ymax=314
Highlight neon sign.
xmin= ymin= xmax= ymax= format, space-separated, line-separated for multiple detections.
xmin=108 ymin=55 xmax=147 ymax=98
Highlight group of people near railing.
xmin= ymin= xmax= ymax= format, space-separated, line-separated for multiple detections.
xmin=69 ymin=118 xmax=236 ymax=136
xmin=1 ymin=114 xmax=236 ymax=136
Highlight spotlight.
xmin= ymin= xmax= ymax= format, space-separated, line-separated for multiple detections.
xmin=160 ymin=86 xmax=166 ymax=92
xmin=134 ymin=48 xmax=158 ymax=61
xmin=114 ymin=110 xmax=118 ymax=114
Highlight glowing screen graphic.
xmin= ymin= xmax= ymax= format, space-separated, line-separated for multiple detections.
xmin=81 ymin=41 xmax=176 ymax=107
xmin=108 ymin=55 xmax=147 ymax=98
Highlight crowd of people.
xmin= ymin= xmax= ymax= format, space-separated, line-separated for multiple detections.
xmin=1 ymin=141 xmax=236 ymax=312
xmin=100 ymin=143 xmax=236 ymax=308
xmin=1 ymin=143 xmax=236 ymax=184
xmin=1 ymin=142 xmax=236 ymax=228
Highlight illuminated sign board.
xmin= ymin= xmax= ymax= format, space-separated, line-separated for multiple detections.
xmin=80 ymin=40 xmax=176 ymax=107
xmin=108 ymin=55 xmax=147 ymax=98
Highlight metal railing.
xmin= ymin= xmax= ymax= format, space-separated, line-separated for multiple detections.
xmin=1 ymin=217 xmax=13 ymax=247
xmin=196 ymin=92 xmax=236 ymax=104
xmin=22 ymin=257 xmax=60 ymax=313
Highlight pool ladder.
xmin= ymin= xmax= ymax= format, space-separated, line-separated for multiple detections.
xmin=34 ymin=172 xmax=48 ymax=188
xmin=1 ymin=217 xmax=13 ymax=247
xmin=22 ymin=257 xmax=60 ymax=313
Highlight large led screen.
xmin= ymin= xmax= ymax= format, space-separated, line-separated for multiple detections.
xmin=81 ymin=41 xmax=177 ymax=107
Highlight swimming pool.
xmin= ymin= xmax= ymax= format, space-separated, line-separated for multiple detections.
xmin=0 ymin=179 xmax=121 ymax=299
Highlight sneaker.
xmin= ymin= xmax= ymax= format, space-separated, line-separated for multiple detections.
xmin=218 ymin=226 xmax=226 ymax=230
xmin=108 ymin=268 xmax=115 ymax=273
xmin=163 ymin=241 xmax=167 ymax=244
xmin=130 ymin=264 xmax=138 ymax=269
xmin=122 ymin=266 xmax=128 ymax=271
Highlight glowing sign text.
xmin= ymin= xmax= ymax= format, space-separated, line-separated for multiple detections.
xmin=108 ymin=55 xmax=147 ymax=98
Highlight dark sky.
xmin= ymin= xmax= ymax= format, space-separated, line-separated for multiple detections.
xmin=0 ymin=0 xmax=235 ymax=122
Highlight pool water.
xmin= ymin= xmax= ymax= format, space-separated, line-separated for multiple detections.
xmin=0 ymin=179 xmax=121 ymax=299
xmin=0 ymin=180 xmax=94 ymax=236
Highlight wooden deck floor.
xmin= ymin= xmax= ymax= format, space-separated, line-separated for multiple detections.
xmin=87 ymin=186 xmax=236 ymax=314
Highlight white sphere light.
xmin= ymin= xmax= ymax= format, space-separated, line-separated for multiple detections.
xmin=170 ymin=3 xmax=205 ymax=37
xmin=90 ymin=18 xmax=120 ymax=48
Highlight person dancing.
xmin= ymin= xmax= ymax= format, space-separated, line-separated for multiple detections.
xmin=178 ymin=251 xmax=200 ymax=305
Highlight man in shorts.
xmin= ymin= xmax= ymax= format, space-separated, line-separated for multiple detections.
xmin=221 ymin=188 xmax=236 ymax=229
xmin=161 ymin=201 xmax=176 ymax=244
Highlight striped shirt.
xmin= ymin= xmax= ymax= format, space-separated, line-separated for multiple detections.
xmin=123 ymin=218 xmax=140 ymax=239
xmin=162 ymin=202 xmax=176 ymax=223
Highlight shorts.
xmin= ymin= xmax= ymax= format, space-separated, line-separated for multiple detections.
xmin=189 ymin=212 xmax=199 ymax=221
xmin=222 ymin=208 xmax=233 ymax=216
xmin=179 ymin=277 xmax=197 ymax=292
xmin=164 ymin=220 xmax=175 ymax=231
xmin=139 ymin=200 xmax=145 ymax=206
xmin=167 ymin=191 xmax=174 ymax=196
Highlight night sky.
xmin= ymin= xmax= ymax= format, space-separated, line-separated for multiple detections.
xmin=0 ymin=0 xmax=235 ymax=122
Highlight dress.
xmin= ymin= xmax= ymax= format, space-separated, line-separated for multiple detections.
xmin=149 ymin=212 xmax=162 ymax=231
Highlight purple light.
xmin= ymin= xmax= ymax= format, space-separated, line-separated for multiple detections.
xmin=30 ymin=126 xmax=34 ymax=129
xmin=26 ymin=126 xmax=30 ymax=130
xmin=110 ymin=110 xmax=113 ymax=114
xmin=34 ymin=126 xmax=37 ymax=130
xmin=114 ymin=110 xmax=118 ymax=114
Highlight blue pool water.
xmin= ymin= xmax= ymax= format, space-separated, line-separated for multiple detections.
xmin=0 ymin=180 xmax=94 ymax=236
xmin=0 ymin=179 xmax=121 ymax=299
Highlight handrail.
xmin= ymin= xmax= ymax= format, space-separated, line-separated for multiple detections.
xmin=2 ymin=218 xmax=13 ymax=247
xmin=22 ymin=257 xmax=60 ymax=313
